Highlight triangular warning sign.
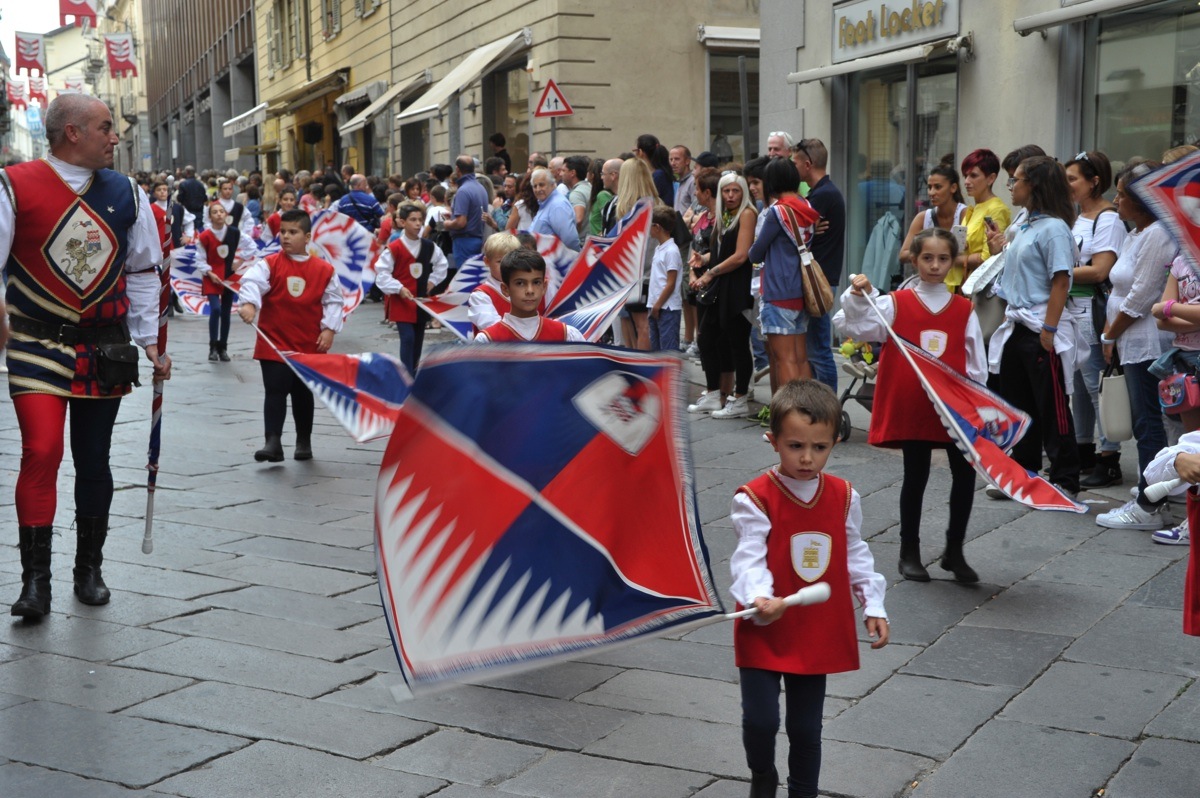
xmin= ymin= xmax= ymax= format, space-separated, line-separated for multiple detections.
xmin=534 ymin=79 xmax=574 ymax=118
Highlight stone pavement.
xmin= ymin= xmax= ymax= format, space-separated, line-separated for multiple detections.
xmin=0 ymin=305 xmax=1198 ymax=798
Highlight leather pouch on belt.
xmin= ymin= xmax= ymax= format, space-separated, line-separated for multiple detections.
xmin=96 ymin=343 xmax=141 ymax=390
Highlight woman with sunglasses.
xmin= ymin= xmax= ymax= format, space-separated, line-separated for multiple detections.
xmin=1094 ymin=161 xmax=1178 ymax=531
xmin=984 ymin=156 xmax=1082 ymax=496
xmin=1066 ymin=151 xmax=1128 ymax=489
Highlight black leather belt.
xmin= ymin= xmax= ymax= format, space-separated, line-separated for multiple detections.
xmin=9 ymin=316 xmax=129 ymax=346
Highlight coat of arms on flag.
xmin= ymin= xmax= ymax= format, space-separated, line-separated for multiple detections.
xmin=376 ymin=345 xmax=723 ymax=692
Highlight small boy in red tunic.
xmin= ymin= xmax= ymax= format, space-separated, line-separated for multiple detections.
xmin=731 ymin=379 xmax=888 ymax=798
xmin=474 ymin=248 xmax=584 ymax=343
xmin=1143 ymin=436 xmax=1200 ymax=635
xmin=237 ymin=209 xmax=343 ymax=462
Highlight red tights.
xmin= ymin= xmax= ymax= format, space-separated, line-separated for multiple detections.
xmin=12 ymin=393 xmax=122 ymax=526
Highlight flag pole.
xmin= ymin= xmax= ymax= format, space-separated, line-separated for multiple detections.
xmin=142 ymin=261 xmax=171 ymax=554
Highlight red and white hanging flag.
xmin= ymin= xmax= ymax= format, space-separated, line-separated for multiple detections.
xmin=28 ymin=76 xmax=48 ymax=105
xmin=60 ymin=0 xmax=100 ymax=27
xmin=7 ymin=82 xmax=28 ymax=111
xmin=104 ymin=33 xmax=138 ymax=78
xmin=60 ymin=75 xmax=87 ymax=95
xmin=14 ymin=33 xmax=47 ymax=76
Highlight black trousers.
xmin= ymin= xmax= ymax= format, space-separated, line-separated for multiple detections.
xmin=988 ymin=325 xmax=1081 ymax=493
xmin=697 ymin=303 xmax=753 ymax=395
xmin=740 ymin=667 xmax=825 ymax=798
xmin=900 ymin=442 xmax=975 ymax=546
xmin=260 ymin=360 xmax=314 ymax=439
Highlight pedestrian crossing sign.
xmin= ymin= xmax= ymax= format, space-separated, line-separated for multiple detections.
xmin=534 ymin=79 xmax=574 ymax=118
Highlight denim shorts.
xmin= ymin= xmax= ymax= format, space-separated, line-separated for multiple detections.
xmin=758 ymin=300 xmax=809 ymax=336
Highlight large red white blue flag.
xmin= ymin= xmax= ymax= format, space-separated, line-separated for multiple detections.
xmin=417 ymin=292 xmax=475 ymax=342
xmin=547 ymin=200 xmax=652 ymax=317
xmin=895 ymin=335 xmax=1086 ymax=512
xmin=1131 ymin=151 xmax=1200 ymax=271
xmin=447 ymin=254 xmax=488 ymax=293
xmin=376 ymin=345 xmax=723 ymax=691
xmin=309 ymin=209 xmax=378 ymax=316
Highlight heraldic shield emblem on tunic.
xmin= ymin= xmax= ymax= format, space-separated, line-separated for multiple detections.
xmin=287 ymin=276 xmax=306 ymax=297
xmin=44 ymin=203 xmax=117 ymax=295
xmin=791 ymin=532 xmax=831 ymax=582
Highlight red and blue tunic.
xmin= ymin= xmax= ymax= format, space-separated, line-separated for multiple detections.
xmin=252 ymin=252 xmax=336 ymax=363
xmin=868 ymin=289 xmax=972 ymax=447
xmin=1 ymin=160 xmax=140 ymax=397
xmin=385 ymin=238 xmax=436 ymax=324
xmin=734 ymin=472 xmax=860 ymax=675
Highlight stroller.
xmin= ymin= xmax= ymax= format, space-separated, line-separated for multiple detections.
xmin=837 ymin=341 xmax=879 ymax=442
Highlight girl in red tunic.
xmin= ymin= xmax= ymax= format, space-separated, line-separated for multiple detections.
xmin=836 ymin=228 xmax=987 ymax=583
xmin=731 ymin=380 xmax=888 ymax=798
xmin=196 ymin=200 xmax=239 ymax=362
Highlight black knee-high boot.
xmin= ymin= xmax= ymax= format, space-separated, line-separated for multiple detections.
xmin=74 ymin=516 xmax=111 ymax=605
xmin=11 ymin=525 xmax=53 ymax=620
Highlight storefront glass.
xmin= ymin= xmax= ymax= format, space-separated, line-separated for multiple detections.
xmin=1086 ymin=0 xmax=1200 ymax=166
xmin=708 ymin=52 xmax=759 ymax=165
xmin=845 ymin=59 xmax=957 ymax=290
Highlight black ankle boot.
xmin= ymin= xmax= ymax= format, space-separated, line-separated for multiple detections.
xmin=11 ymin=525 xmax=52 ymax=620
xmin=748 ymin=767 xmax=779 ymax=798
xmin=217 ymin=342 xmax=231 ymax=362
xmin=73 ymin=516 xmax=111 ymax=606
xmin=898 ymin=541 xmax=930 ymax=582
xmin=255 ymin=434 xmax=284 ymax=462
xmin=1080 ymin=451 xmax=1122 ymax=489
xmin=208 ymin=342 xmax=219 ymax=362
xmin=294 ymin=434 xmax=313 ymax=461
xmin=1077 ymin=442 xmax=1096 ymax=473
xmin=940 ymin=540 xmax=979 ymax=583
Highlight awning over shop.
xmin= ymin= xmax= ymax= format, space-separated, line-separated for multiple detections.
xmin=395 ymin=29 xmax=531 ymax=126
xmin=697 ymin=25 xmax=760 ymax=50
xmin=266 ymin=69 xmax=351 ymax=116
xmin=1013 ymin=0 xmax=1149 ymax=37
xmin=224 ymin=141 xmax=279 ymax=163
xmin=787 ymin=35 xmax=972 ymax=85
xmin=222 ymin=102 xmax=267 ymax=138
xmin=340 ymin=70 xmax=432 ymax=137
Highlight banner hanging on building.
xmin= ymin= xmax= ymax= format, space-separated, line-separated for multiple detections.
xmin=60 ymin=76 xmax=86 ymax=95
xmin=7 ymin=82 xmax=27 ymax=111
xmin=104 ymin=33 xmax=138 ymax=78
xmin=27 ymin=76 xmax=48 ymax=105
xmin=60 ymin=0 xmax=100 ymax=27
xmin=14 ymin=33 xmax=47 ymax=76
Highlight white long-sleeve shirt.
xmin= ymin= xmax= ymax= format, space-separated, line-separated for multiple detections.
xmin=473 ymin=312 xmax=585 ymax=343
xmin=374 ymin=234 xmax=449 ymax=296
xmin=467 ymin=275 xmax=505 ymax=330
xmin=834 ymin=279 xmax=988 ymax=384
xmin=730 ymin=470 xmax=887 ymax=619
xmin=1144 ymin=430 xmax=1200 ymax=497
xmin=204 ymin=196 xmax=257 ymax=240
xmin=0 ymin=154 xmax=162 ymax=347
xmin=236 ymin=253 xmax=344 ymax=333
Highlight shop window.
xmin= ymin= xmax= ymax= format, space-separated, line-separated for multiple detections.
xmin=1085 ymin=1 xmax=1200 ymax=166
xmin=707 ymin=52 xmax=759 ymax=165
xmin=482 ymin=63 xmax=530 ymax=173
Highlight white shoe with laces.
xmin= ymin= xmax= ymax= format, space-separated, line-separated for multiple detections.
xmin=687 ymin=391 xmax=723 ymax=414
xmin=711 ymin=395 xmax=749 ymax=419
xmin=1096 ymin=499 xmax=1166 ymax=531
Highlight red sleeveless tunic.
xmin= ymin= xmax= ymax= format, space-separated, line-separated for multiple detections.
xmin=734 ymin=472 xmax=860 ymax=675
xmin=385 ymin=238 xmax=435 ymax=323
xmin=477 ymin=316 xmax=570 ymax=342
xmin=253 ymin=252 xmax=336 ymax=362
xmin=1186 ymin=491 xmax=1199 ymax=637
xmin=868 ymin=289 xmax=972 ymax=447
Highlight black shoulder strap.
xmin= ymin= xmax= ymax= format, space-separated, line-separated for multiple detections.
xmin=1092 ymin=206 xmax=1118 ymax=236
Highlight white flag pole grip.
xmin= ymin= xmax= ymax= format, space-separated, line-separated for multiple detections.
xmin=1144 ymin=478 xmax=1183 ymax=504
xmin=725 ymin=582 xmax=832 ymax=620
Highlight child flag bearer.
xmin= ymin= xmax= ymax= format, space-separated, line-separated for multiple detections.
xmin=731 ymin=379 xmax=888 ymax=798
xmin=836 ymin=227 xmax=986 ymax=582
xmin=238 ymin=209 xmax=343 ymax=462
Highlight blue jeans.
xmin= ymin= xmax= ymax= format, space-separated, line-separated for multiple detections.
xmin=207 ymin=291 xmax=233 ymax=344
xmin=1073 ymin=342 xmax=1117 ymax=452
xmin=649 ymin=308 xmax=681 ymax=352
xmin=806 ymin=312 xmax=837 ymax=393
xmin=452 ymin=236 xmax=483 ymax=270
xmin=1124 ymin=359 xmax=1168 ymax=494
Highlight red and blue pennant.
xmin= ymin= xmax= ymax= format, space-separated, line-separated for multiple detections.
xmin=376 ymin=345 xmax=723 ymax=691
xmin=1131 ymin=150 xmax=1200 ymax=272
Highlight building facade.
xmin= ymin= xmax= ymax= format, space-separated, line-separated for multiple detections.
xmin=374 ymin=0 xmax=762 ymax=177
xmin=760 ymin=0 xmax=1198 ymax=284
xmin=142 ymin=0 xmax=258 ymax=173
xmin=96 ymin=0 xmax=152 ymax=174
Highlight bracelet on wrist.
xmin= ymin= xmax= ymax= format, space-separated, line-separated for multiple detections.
xmin=1164 ymin=299 xmax=1177 ymax=319
xmin=1100 ymin=334 xmax=1115 ymax=345
xmin=1042 ymin=323 xmax=1058 ymax=333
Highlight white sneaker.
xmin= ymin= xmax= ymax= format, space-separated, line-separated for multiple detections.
xmin=753 ymin=365 xmax=771 ymax=383
xmin=684 ymin=341 xmax=699 ymax=358
xmin=711 ymin=395 xmax=749 ymax=419
xmin=687 ymin=391 xmax=723 ymax=414
xmin=1096 ymin=499 xmax=1166 ymax=531
xmin=1151 ymin=521 xmax=1190 ymax=545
